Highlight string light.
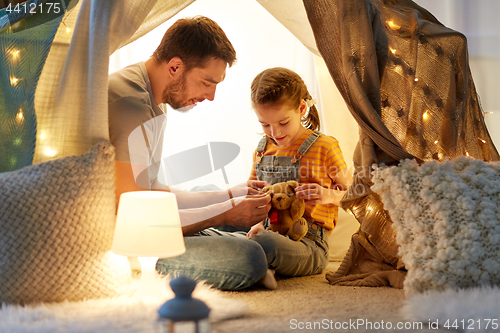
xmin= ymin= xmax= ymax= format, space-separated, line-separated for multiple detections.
xmin=10 ymin=49 xmax=20 ymax=61
xmin=16 ymin=109 xmax=24 ymax=123
xmin=483 ymin=111 xmax=494 ymax=115
xmin=479 ymin=138 xmax=486 ymax=144
xmin=387 ymin=21 xmax=401 ymax=30
xmin=10 ymin=76 xmax=19 ymax=86
xmin=434 ymin=140 xmax=438 ymax=144
xmin=414 ymin=78 xmax=419 ymax=82
xmin=390 ymin=47 xmax=396 ymax=55
xmin=422 ymin=110 xmax=430 ymax=121
xmin=44 ymin=148 xmax=57 ymax=157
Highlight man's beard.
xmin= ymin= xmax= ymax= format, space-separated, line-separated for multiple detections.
xmin=161 ymin=72 xmax=191 ymax=112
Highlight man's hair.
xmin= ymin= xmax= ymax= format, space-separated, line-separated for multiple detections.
xmin=153 ymin=16 xmax=236 ymax=70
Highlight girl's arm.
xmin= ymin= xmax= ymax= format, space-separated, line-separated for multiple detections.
xmin=295 ymin=164 xmax=353 ymax=207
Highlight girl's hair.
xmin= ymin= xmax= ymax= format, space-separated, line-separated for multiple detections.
xmin=250 ymin=67 xmax=320 ymax=131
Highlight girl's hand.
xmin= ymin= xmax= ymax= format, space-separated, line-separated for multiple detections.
xmin=295 ymin=183 xmax=331 ymax=205
xmin=246 ymin=221 xmax=265 ymax=239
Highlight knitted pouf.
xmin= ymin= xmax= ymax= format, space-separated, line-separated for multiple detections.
xmin=0 ymin=141 xmax=132 ymax=304
xmin=372 ymin=157 xmax=500 ymax=296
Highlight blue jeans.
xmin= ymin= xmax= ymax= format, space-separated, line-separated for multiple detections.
xmin=250 ymin=221 xmax=329 ymax=276
xmin=156 ymin=228 xmax=268 ymax=290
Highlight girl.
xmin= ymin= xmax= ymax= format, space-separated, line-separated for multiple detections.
xmin=247 ymin=67 xmax=351 ymax=288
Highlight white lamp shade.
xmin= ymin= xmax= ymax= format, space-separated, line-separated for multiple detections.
xmin=112 ymin=191 xmax=186 ymax=258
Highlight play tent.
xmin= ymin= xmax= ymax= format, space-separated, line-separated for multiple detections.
xmin=1 ymin=0 xmax=499 ymax=290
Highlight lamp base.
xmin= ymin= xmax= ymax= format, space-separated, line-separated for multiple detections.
xmin=135 ymin=256 xmax=163 ymax=302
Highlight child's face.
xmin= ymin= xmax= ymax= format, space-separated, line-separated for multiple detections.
xmin=254 ymin=100 xmax=307 ymax=147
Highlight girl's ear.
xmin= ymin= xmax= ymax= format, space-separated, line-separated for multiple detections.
xmin=299 ymin=99 xmax=307 ymax=116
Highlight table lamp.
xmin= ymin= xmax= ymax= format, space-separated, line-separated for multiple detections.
xmin=111 ymin=191 xmax=186 ymax=300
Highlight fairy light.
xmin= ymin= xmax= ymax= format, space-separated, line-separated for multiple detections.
xmin=10 ymin=49 xmax=20 ymax=61
xmin=390 ymin=47 xmax=396 ymax=55
xmin=479 ymin=138 xmax=486 ymax=144
xmin=414 ymin=78 xmax=419 ymax=82
xmin=423 ymin=110 xmax=430 ymax=121
xmin=465 ymin=152 xmax=470 ymax=157
xmin=16 ymin=109 xmax=24 ymax=123
xmin=434 ymin=140 xmax=438 ymax=144
xmin=387 ymin=21 xmax=401 ymax=30
xmin=10 ymin=76 xmax=19 ymax=86
xmin=44 ymin=148 xmax=57 ymax=157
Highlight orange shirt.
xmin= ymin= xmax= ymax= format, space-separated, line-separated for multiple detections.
xmin=249 ymin=129 xmax=347 ymax=233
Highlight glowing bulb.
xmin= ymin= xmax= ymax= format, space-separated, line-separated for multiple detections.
xmin=10 ymin=77 xmax=19 ymax=85
xmin=390 ymin=47 xmax=396 ymax=55
xmin=16 ymin=109 xmax=24 ymax=122
xmin=434 ymin=140 xmax=438 ymax=144
xmin=479 ymin=138 xmax=486 ymax=143
xmin=66 ymin=27 xmax=71 ymax=33
xmin=367 ymin=206 xmax=373 ymax=212
xmin=44 ymin=148 xmax=57 ymax=157
xmin=11 ymin=49 xmax=20 ymax=60
xmin=414 ymin=78 xmax=419 ymax=82
xmin=465 ymin=152 xmax=470 ymax=157
xmin=387 ymin=21 xmax=401 ymax=30
xmin=423 ymin=110 xmax=430 ymax=121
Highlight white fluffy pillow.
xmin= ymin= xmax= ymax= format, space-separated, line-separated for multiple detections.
xmin=0 ymin=142 xmax=132 ymax=304
xmin=372 ymin=157 xmax=500 ymax=295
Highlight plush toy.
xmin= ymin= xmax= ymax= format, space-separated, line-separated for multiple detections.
xmin=261 ymin=180 xmax=308 ymax=241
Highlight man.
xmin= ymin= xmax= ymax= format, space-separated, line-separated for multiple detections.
xmin=108 ymin=16 xmax=272 ymax=290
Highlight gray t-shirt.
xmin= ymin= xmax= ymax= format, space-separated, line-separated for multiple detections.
xmin=108 ymin=62 xmax=167 ymax=189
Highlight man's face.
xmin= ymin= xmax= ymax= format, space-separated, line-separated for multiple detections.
xmin=162 ymin=57 xmax=227 ymax=112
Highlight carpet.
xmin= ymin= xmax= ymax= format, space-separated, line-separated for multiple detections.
xmin=0 ymin=278 xmax=249 ymax=333
xmin=403 ymin=286 xmax=500 ymax=333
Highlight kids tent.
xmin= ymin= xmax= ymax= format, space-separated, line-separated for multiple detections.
xmin=1 ymin=0 xmax=498 ymax=290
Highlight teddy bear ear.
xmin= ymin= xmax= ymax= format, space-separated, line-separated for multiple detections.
xmin=262 ymin=185 xmax=271 ymax=193
xmin=287 ymin=180 xmax=299 ymax=188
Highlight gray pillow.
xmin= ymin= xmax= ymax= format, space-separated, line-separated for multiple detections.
xmin=0 ymin=141 xmax=132 ymax=304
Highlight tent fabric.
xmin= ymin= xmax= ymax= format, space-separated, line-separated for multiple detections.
xmin=302 ymin=0 xmax=499 ymax=287
xmin=0 ymin=0 xmax=71 ymax=172
xmin=32 ymin=0 xmax=194 ymax=165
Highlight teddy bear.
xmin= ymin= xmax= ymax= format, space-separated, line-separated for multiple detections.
xmin=261 ymin=180 xmax=308 ymax=241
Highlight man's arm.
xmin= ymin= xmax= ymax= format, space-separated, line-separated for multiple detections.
xmin=114 ymin=160 xmax=271 ymax=234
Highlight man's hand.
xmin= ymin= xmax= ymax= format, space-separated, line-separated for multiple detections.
xmin=229 ymin=180 xmax=269 ymax=198
xmin=223 ymin=193 xmax=271 ymax=228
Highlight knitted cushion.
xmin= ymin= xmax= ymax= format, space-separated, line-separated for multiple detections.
xmin=372 ymin=157 xmax=500 ymax=295
xmin=0 ymin=141 xmax=132 ymax=304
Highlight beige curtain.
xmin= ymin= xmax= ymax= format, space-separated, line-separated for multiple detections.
xmin=33 ymin=0 xmax=194 ymax=164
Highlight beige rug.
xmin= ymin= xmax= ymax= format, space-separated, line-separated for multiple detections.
xmin=0 ymin=278 xmax=249 ymax=333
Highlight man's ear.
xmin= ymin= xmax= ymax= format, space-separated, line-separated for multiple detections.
xmin=167 ymin=57 xmax=184 ymax=77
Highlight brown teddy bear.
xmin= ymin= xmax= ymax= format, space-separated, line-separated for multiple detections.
xmin=261 ymin=180 xmax=308 ymax=241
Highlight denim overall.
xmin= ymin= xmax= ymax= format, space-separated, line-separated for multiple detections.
xmin=252 ymin=130 xmax=330 ymax=276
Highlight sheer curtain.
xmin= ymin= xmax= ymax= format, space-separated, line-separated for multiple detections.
xmin=414 ymin=0 xmax=500 ymax=148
